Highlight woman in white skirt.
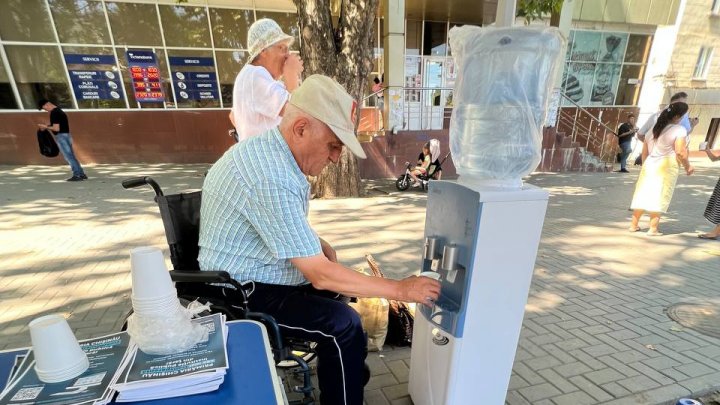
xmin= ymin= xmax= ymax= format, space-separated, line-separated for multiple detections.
xmin=629 ymin=102 xmax=694 ymax=236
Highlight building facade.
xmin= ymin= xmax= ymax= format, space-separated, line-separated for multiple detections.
xmin=0 ymin=0 xmax=712 ymax=173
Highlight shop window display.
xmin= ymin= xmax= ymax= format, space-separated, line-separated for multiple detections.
xmin=4 ymin=45 xmax=73 ymax=110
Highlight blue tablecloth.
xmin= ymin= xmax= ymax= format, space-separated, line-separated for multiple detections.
xmin=0 ymin=320 xmax=284 ymax=405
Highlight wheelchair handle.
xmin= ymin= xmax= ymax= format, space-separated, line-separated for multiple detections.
xmin=121 ymin=176 xmax=164 ymax=197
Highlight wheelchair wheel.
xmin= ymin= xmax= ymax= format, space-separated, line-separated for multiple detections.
xmin=276 ymin=342 xmax=318 ymax=368
xmin=395 ymin=175 xmax=410 ymax=191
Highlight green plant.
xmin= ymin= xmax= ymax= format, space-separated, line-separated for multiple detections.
xmin=518 ymin=0 xmax=564 ymax=25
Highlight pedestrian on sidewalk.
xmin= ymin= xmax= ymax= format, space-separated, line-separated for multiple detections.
xmin=629 ymin=102 xmax=694 ymax=236
xmin=635 ymin=92 xmax=699 ymax=165
xmin=615 ymin=113 xmax=638 ymax=172
xmin=37 ymin=99 xmax=87 ymax=182
xmin=229 ymin=18 xmax=304 ymax=143
xmin=698 ymin=143 xmax=720 ymax=240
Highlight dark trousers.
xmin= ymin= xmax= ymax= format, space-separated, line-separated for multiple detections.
xmin=248 ymin=283 xmax=366 ymax=405
xmin=619 ymin=141 xmax=633 ymax=170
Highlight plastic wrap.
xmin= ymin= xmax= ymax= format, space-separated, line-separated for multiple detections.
xmin=448 ymin=26 xmax=565 ymax=189
xmin=127 ymin=300 xmax=211 ymax=355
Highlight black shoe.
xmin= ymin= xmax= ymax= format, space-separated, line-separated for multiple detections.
xmin=619 ymin=169 xmax=629 ymax=173
xmin=66 ymin=176 xmax=83 ymax=181
xmin=79 ymin=174 xmax=88 ymax=180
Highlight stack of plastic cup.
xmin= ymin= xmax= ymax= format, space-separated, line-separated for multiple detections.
xmin=29 ymin=314 xmax=89 ymax=383
xmin=130 ymin=247 xmax=182 ymax=316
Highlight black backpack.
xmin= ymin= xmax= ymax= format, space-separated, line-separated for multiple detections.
xmin=37 ymin=129 xmax=59 ymax=157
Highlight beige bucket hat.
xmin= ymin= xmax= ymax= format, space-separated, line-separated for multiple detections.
xmin=289 ymin=75 xmax=367 ymax=159
xmin=247 ymin=18 xmax=295 ymax=62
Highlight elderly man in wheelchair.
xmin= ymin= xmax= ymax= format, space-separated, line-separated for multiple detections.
xmin=198 ymin=75 xmax=440 ymax=405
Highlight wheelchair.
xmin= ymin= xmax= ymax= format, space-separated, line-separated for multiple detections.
xmin=121 ymin=176 xmax=316 ymax=404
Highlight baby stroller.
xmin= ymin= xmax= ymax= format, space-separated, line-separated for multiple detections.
xmin=121 ymin=176 xmax=316 ymax=404
xmin=396 ymin=139 xmax=451 ymax=191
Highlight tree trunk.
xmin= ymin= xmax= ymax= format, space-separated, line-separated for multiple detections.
xmin=294 ymin=0 xmax=379 ymax=198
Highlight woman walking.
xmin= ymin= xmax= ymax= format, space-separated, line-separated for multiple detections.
xmin=629 ymin=102 xmax=694 ymax=236
xmin=699 ymin=145 xmax=720 ymax=239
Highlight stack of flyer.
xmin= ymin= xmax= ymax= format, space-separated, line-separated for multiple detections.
xmin=0 ymin=331 xmax=132 ymax=405
xmin=0 ymin=313 xmax=228 ymax=404
xmin=112 ymin=313 xmax=229 ymax=402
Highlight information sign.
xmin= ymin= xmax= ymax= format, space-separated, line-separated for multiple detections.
xmin=64 ymin=54 xmax=124 ymax=101
xmin=126 ymin=50 xmax=165 ymax=103
xmin=169 ymin=57 xmax=219 ymax=101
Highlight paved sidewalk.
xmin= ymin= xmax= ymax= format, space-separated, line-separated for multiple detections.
xmin=1 ymin=160 xmax=719 ymax=405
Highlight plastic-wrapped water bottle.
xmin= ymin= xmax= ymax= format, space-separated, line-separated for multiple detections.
xmin=448 ymin=26 xmax=564 ymax=189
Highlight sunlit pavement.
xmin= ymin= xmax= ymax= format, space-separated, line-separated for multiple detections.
xmin=1 ymin=158 xmax=718 ymax=405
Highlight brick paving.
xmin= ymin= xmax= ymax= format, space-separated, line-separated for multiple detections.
xmin=1 ymin=159 xmax=719 ymax=405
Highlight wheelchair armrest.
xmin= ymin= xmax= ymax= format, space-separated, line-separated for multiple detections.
xmin=169 ymin=270 xmax=233 ymax=284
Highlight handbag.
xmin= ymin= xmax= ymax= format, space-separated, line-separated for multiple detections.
xmin=37 ymin=129 xmax=59 ymax=157
xmin=366 ymin=255 xmax=414 ymax=347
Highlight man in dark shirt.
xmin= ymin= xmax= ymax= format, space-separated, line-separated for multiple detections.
xmin=37 ymin=99 xmax=87 ymax=181
xmin=615 ymin=114 xmax=638 ymax=173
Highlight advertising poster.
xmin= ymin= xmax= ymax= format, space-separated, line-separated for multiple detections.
xmin=126 ymin=50 xmax=164 ymax=103
xmin=562 ymin=31 xmax=628 ymax=107
xmin=64 ymin=54 xmax=123 ymax=101
xmin=168 ymin=57 xmax=219 ymax=102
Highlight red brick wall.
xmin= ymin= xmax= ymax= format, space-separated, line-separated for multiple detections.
xmin=359 ymin=130 xmax=456 ymax=179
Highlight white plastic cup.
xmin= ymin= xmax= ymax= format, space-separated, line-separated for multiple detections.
xmin=419 ymin=271 xmax=441 ymax=281
xmin=699 ymin=141 xmax=708 ymax=151
xmin=132 ymin=295 xmax=182 ymax=314
xmin=29 ymin=314 xmax=89 ymax=383
xmin=130 ymin=247 xmax=174 ymax=300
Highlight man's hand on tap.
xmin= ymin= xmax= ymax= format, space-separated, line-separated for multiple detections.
xmin=396 ymin=276 xmax=441 ymax=307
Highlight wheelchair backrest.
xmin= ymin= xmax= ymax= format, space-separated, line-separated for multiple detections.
xmin=156 ymin=190 xmax=202 ymax=271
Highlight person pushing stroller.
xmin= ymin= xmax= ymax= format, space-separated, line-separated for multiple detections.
xmin=409 ymin=139 xmax=441 ymax=187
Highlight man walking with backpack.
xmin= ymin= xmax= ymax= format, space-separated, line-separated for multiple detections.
xmin=37 ymin=99 xmax=87 ymax=181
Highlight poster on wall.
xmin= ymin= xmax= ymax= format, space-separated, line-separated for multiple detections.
xmin=168 ymin=57 xmax=219 ymax=101
xmin=64 ymin=54 xmax=123 ymax=101
xmin=562 ymin=31 xmax=628 ymax=107
xmin=126 ymin=50 xmax=164 ymax=103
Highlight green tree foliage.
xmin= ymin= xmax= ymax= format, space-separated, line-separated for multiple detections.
xmin=518 ymin=0 xmax=564 ymax=25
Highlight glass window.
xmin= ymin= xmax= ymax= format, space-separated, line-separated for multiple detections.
xmin=0 ymin=0 xmax=55 ymax=42
xmin=0 ymin=59 xmax=19 ymax=109
xmin=693 ymin=47 xmax=714 ymax=80
xmin=624 ymin=34 xmax=652 ymax=64
xmin=116 ymin=48 xmax=170 ymax=109
xmin=106 ymin=2 xmax=162 ymax=47
xmin=159 ymin=5 xmax=211 ymax=48
xmin=255 ymin=11 xmax=300 ymax=48
xmin=166 ymin=49 xmax=220 ymax=108
xmin=62 ymin=46 xmax=125 ymax=109
xmin=210 ymin=8 xmax=254 ymax=49
xmin=406 ymin=20 xmax=422 ymax=55
xmin=615 ymin=64 xmax=644 ymax=106
xmin=423 ymin=21 xmax=447 ymax=56
xmin=5 ymin=45 xmax=72 ymax=109
xmin=49 ymin=0 xmax=110 ymax=44
xmin=215 ymin=50 xmax=246 ymax=106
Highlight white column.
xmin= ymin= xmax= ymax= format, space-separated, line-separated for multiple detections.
xmin=383 ymin=0 xmax=405 ymax=132
xmin=546 ymin=0 xmax=576 ymax=126
xmin=495 ymin=0 xmax=516 ymax=27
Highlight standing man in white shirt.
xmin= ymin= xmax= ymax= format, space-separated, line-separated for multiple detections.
xmin=230 ymin=18 xmax=304 ymax=142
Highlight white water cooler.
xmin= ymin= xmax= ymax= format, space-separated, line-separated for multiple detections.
xmin=408 ymin=181 xmax=548 ymax=405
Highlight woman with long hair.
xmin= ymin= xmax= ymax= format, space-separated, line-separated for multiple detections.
xmin=629 ymin=102 xmax=694 ymax=236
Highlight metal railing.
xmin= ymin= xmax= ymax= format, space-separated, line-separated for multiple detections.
xmin=556 ymin=93 xmax=618 ymax=164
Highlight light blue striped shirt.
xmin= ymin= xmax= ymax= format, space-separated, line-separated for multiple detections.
xmin=198 ymin=128 xmax=321 ymax=285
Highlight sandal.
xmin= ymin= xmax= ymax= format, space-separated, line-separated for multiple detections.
xmin=628 ymin=226 xmax=641 ymax=232
xmin=646 ymin=230 xmax=663 ymax=237
xmin=698 ymin=234 xmax=719 ymax=240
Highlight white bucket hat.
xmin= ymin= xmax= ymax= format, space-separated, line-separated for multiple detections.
xmin=247 ymin=18 xmax=295 ymax=63
xmin=289 ymin=75 xmax=367 ymax=159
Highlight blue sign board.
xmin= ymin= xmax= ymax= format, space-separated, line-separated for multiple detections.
xmin=169 ymin=57 xmax=219 ymax=101
xmin=64 ymin=54 xmax=123 ymax=101
xmin=126 ymin=50 xmax=165 ymax=103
